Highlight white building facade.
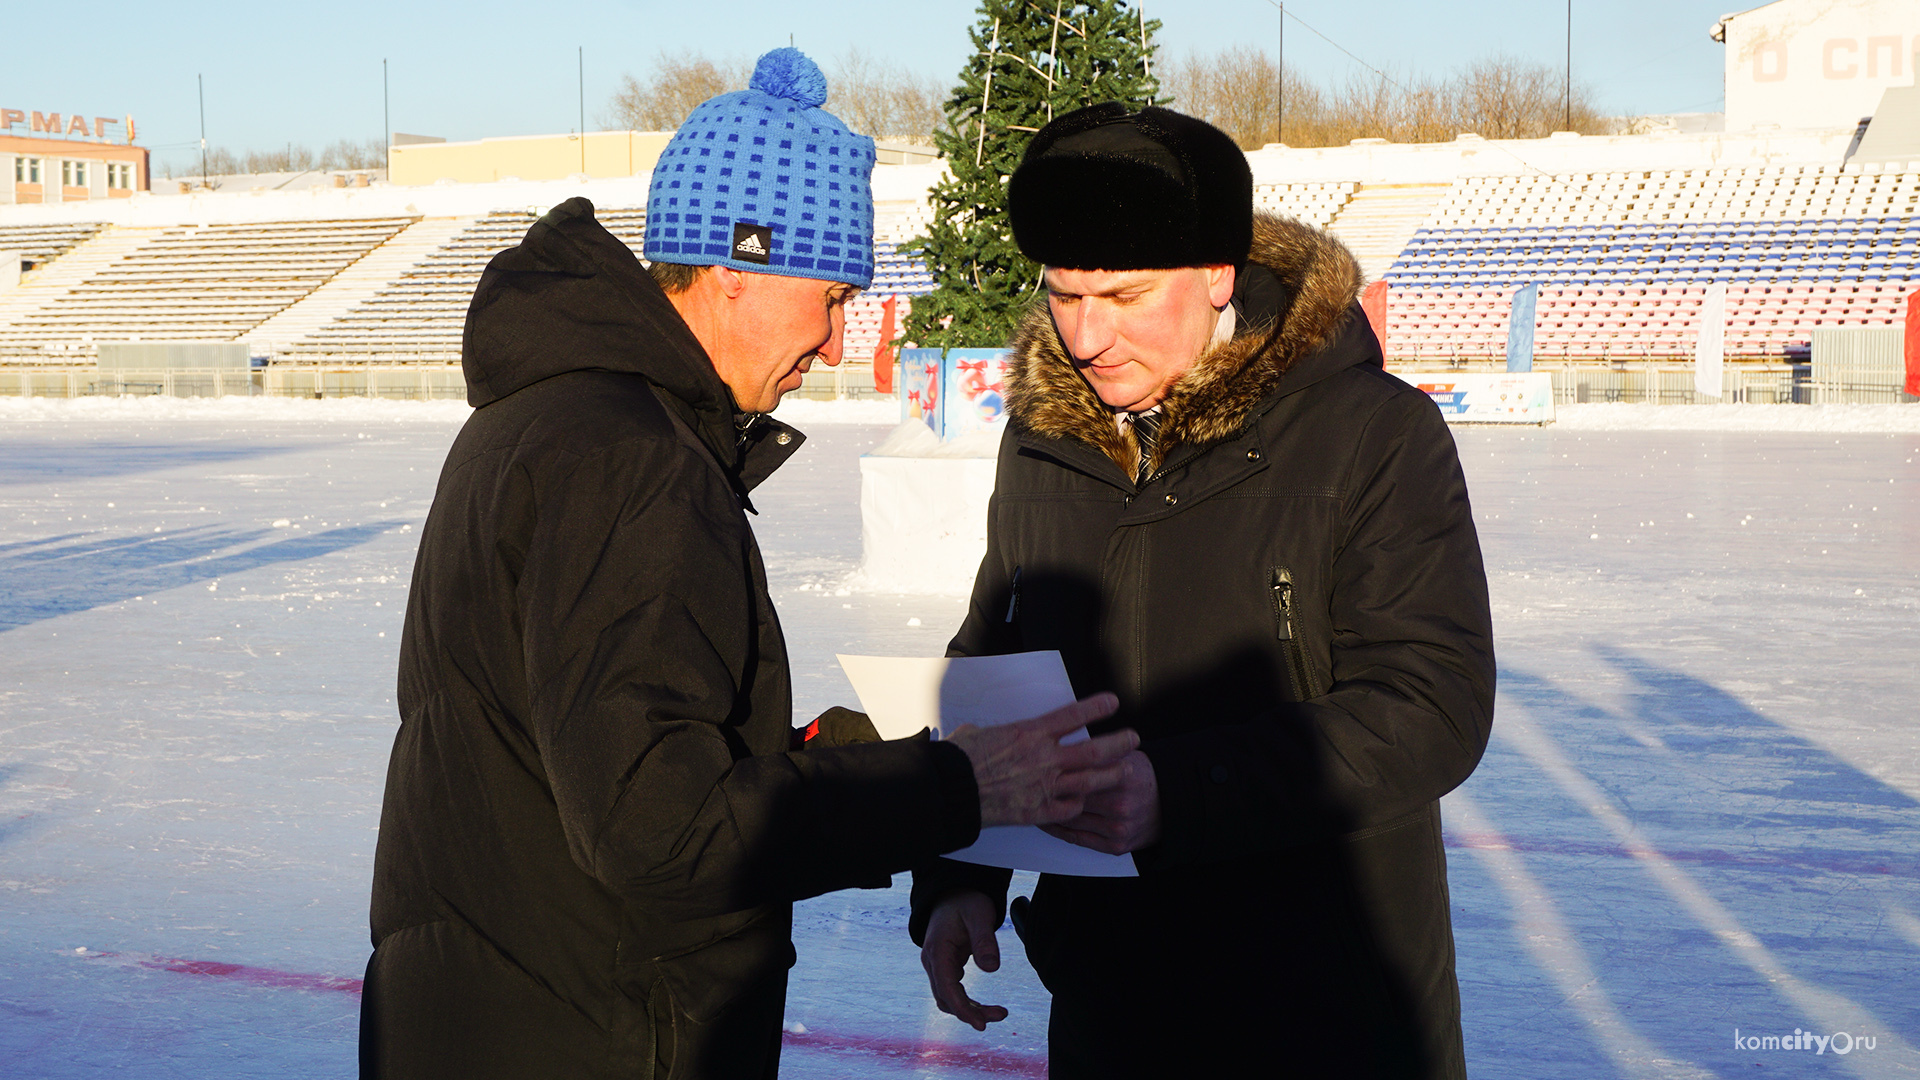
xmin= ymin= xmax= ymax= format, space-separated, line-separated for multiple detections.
xmin=1722 ymin=0 xmax=1920 ymax=130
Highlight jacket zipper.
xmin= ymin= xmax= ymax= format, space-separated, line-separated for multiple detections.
xmin=1269 ymin=567 xmax=1320 ymax=700
xmin=1005 ymin=565 xmax=1022 ymax=623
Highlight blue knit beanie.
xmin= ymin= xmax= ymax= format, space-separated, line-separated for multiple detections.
xmin=644 ymin=48 xmax=876 ymax=288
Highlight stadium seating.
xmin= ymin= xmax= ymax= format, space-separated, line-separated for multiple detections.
xmin=284 ymin=209 xmax=647 ymax=361
xmin=1389 ymin=164 xmax=1920 ymax=287
xmin=1254 ymin=181 xmax=1355 ymax=228
xmin=0 ymin=222 xmax=106 ymax=270
xmin=1384 ymin=283 xmax=1914 ymax=362
xmin=1376 ymin=164 xmax=1920 ymax=360
xmin=0 ymin=217 xmax=416 ymax=361
xmin=843 ymin=240 xmax=934 ymax=363
xmin=6 ymin=161 xmax=1915 ymax=374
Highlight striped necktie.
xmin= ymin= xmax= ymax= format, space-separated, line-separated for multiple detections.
xmin=1129 ymin=411 xmax=1161 ymax=485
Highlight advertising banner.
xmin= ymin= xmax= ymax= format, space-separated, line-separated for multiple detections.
xmin=898 ymin=347 xmax=1011 ymax=439
xmin=1694 ymin=282 xmax=1726 ymax=400
xmin=939 ymin=348 xmax=1010 ymax=439
xmin=898 ymin=348 xmax=945 ymax=437
xmin=1506 ymin=283 xmax=1537 ymax=373
xmin=1401 ymin=371 xmax=1556 ymax=424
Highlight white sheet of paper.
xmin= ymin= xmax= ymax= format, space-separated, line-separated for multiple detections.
xmin=836 ymin=651 xmax=1138 ymax=877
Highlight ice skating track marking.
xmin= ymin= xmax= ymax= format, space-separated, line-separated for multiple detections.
xmin=75 ymin=951 xmax=1052 ymax=1076
xmin=81 ymin=951 xmax=363 ymax=995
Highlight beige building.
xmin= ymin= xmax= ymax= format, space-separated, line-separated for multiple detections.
xmin=388 ymin=129 xmax=939 ymax=187
xmin=2 ymin=134 xmax=148 ymax=204
xmin=1720 ymin=0 xmax=1920 ymax=131
xmin=388 ymin=131 xmax=676 ymax=186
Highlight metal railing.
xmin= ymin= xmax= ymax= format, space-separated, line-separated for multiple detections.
xmin=1 ymin=358 xmax=1905 ymax=406
xmin=0 ymin=365 xmax=467 ymax=400
xmin=1391 ymin=361 xmax=1810 ymax=404
xmin=1809 ymin=329 xmax=1920 ymax=403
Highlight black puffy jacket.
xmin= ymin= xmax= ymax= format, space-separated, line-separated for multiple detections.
xmin=362 ymin=198 xmax=979 ymax=1080
xmin=911 ymin=215 xmax=1495 ymax=1079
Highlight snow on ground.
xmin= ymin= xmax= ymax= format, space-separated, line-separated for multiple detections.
xmin=1551 ymin=402 xmax=1920 ymax=432
xmin=0 ymin=400 xmax=1914 ymax=1078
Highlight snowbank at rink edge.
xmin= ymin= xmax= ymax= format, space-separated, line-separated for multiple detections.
xmin=1 ymin=395 xmax=1911 ymax=431
xmin=0 ymin=395 xmax=902 ymax=427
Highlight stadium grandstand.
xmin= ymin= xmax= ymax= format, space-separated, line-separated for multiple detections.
xmin=1 ymin=0 xmax=1917 ymax=405
xmin=1 ymin=142 xmax=1914 ymax=403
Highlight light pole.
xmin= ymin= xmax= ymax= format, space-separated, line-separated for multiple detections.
xmin=384 ymin=59 xmax=390 ymax=173
xmin=1262 ymin=0 xmax=1285 ymax=144
xmin=1565 ymin=0 xmax=1572 ymax=131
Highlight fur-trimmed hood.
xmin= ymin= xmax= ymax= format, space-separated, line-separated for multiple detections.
xmin=1003 ymin=213 xmax=1369 ymax=479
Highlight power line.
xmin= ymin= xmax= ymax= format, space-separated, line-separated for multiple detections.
xmin=1262 ymin=3 xmax=1550 ymax=175
xmin=1276 ymin=6 xmax=1415 ymax=99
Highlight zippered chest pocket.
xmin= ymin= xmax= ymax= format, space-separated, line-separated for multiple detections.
xmin=1268 ymin=566 xmax=1322 ymax=700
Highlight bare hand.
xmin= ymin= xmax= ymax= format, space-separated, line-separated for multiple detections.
xmin=920 ymin=891 xmax=1006 ymax=1031
xmin=1039 ymin=749 xmax=1161 ymax=853
xmin=945 ymin=693 xmax=1135 ymax=829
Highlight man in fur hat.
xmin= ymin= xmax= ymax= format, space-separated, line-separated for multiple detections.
xmin=909 ymin=104 xmax=1495 ymax=1079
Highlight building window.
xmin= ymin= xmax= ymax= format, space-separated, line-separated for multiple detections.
xmin=62 ymin=160 xmax=88 ymax=187
xmin=15 ymin=157 xmax=42 ymax=184
xmin=106 ymin=162 xmax=133 ymax=189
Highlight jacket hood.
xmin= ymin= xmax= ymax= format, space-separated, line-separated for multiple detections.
xmin=1004 ymin=212 xmax=1374 ymax=479
xmin=462 ymin=198 xmax=742 ymax=452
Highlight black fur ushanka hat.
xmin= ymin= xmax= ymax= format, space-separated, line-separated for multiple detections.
xmin=1007 ymin=103 xmax=1253 ymax=271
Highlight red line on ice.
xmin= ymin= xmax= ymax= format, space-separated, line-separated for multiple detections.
xmin=85 ymin=951 xmax=364 ymax=995
xmin=80 ymin=952 xmax=1046 ymax=1074
xmin=781 ymin=1028 xmax=1047 ymax=1077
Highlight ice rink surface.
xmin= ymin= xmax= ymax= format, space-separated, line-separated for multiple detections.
xmin=0 ymin=398 xmax=1914 ymax=1078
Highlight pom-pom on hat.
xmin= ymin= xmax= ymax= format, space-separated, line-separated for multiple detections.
xmin=644 ymin=48 xmax=876 ymax=288
xmin=1007 ymin=103 xmax=1252 ymax=271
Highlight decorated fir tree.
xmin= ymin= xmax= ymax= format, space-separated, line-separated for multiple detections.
xmin=903 ymin=0 xmax=1162 ymax=348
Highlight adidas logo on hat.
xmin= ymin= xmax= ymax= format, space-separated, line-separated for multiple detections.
xmin=732 ymin=222 xmax=773 ymax=264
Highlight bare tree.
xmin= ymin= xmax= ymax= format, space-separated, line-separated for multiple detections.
xmin=242 ymin=144 xmax=318 ymax=173
xmin=201 ymin=147 xmax=240 ymax=177
xmin=318 ymin=138 xmax=388 ymax=171
xmin=1161 ymin=50 xmax=1611 ymax=150
xmin=605 ymin=52 xmax=751 ymax=131
xmin=604 ymin=49 xmax=943 ymax=143
xmin=826 ymin=48 xmax=944 ymax=143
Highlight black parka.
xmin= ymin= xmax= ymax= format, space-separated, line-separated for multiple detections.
xmin=911 ymin=215 xmax=1495 ymax=1079
xmin=362 ymin=198 xmax=980 ymax=1080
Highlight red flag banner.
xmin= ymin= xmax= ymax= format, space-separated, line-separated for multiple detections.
xmin=1360 ymin=280 xmax=1390 ymax=358
xmin=1905 ymin=288 xmax=1920 ymax=398
xmin=872 ymin=295 xmax=898 ymax=394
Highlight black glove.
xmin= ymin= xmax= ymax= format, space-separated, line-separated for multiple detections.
xmin=789 ymin=707 xmax=920 ymax=890
xmin=799 ymin=706 xmax=883 ymax=748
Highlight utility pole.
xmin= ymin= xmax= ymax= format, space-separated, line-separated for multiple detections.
xmin=579 ymin=46 xmax=586 ymax=175
xmin=198 ymin=74 xmax=207 ymax=183
xmin=1565 ymin=0 xmax=1572 ymax=131
xmin=384 ymin=59 xmax=391 ymax=173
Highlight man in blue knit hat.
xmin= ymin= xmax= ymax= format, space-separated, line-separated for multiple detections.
xmin=362 ymin=48 xmax=1136 ymax=1080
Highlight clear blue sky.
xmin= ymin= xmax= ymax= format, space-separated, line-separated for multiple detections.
xmin=7 ymin=0 xmax=1739 ymax=175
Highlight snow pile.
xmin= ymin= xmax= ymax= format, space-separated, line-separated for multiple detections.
xmin=1551 ymin=402 xmax=1920 ymax=432
xmin=865 ymin=420 xmax=1002 ymax=458
xmin=850 ymin=423 xmax=1000 ymax=595
xmin=772 ymin=397 xmax=899 ymax=427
